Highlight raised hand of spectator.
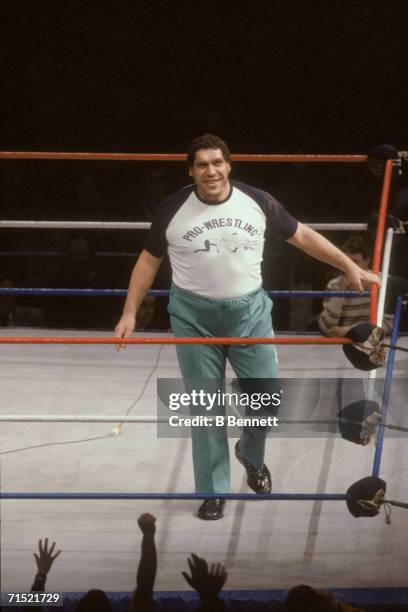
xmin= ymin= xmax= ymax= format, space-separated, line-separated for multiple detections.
xmin=182 ymin=553 xmax=227 ymax=601
xmin=137 ymin=513 xmax=156 ymax=536
xmin=130 ymin=513 xmax=157 ymax=611
xmin=34 ymin=538 xmax=61 ymax=577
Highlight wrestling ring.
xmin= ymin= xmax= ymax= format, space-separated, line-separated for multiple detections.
xmin=0 ymin=151 xmax=407 ymax=608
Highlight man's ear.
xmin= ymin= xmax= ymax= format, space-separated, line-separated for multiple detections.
xmin=188 ymin=167 xmax=193 ymax=177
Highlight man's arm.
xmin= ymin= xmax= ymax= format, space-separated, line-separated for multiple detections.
xmin=114 ymin=249 xmax=162 ymax=349
xmin=287 ymin=223 xmax=380 ymax=292
xmin=129 ymin=513 xmax=157 ymax=612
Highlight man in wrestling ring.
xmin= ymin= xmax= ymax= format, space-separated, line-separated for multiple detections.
xmin=115 ymin=134 xmax=379 ymax=520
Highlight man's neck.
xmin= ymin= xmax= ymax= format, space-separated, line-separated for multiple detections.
xmin=196 ymin=182 xmax=232 ymax=204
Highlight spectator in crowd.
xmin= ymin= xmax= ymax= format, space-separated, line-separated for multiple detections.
xmin=47 ymin=237 xmax=101 ymax=329
xmin=59 ymin=237 xmax=98 ymax=288
xmin=29 ymin=513 xmax=157 ymax=611
xmin=139 ymin=166 xmax=169 ymax=221
xmin=74 ymin=513 xmax=157 ymax=611
xmin=288 ymin=261 xmax=314 ymax=332
xmin=135 ymin=295 xmax=157 ymax=330
xmin=76 ymin=590 xmax=112 ymax=612
xmin=182 ymin=553 xmax=227 ymax=611
xmin=385 ymin=274 xmax=408 ymax=332
xmin=0 ymin=269 xmax=45 ymax=327
xmin=318 ymin=236 xmax=392 ymax=336
xmin=283 ymin=584 xmax=363 ymax=611
xmin=128 ymin=513 xmax=157 ymax=612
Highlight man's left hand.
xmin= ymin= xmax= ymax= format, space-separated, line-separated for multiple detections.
xmin=345 ymin=266 xmax=380 ymax=293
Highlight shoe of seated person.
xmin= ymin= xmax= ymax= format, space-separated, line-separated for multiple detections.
xmin=198 ymin=498 xmax=225 ymax=520
xmin=235 ymin=441 xmax=271 ymax=493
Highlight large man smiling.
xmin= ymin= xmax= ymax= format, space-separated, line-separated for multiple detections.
xmin=115 ymin=134 xmax=378 ymax=520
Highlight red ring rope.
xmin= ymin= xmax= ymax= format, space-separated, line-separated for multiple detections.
xmin=0 ymin=151 xmax=368 ymax=162
xmin=0 ymin=336 xmax=351 ymax=345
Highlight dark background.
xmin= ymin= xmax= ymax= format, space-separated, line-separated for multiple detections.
xmin=2 ymin=1 xmax=407 ymax=152
xmin=1 ymin=1 xmax=407 ymax=329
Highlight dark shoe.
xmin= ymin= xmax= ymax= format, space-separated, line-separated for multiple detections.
xmin=235 ymin=441 xmax=271 ymax=493
xmin=198 ymin=498 xmax=225 ymax=520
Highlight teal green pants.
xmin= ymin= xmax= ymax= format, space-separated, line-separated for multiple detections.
xmin=168 ymin=284 xmax=279 ymax=494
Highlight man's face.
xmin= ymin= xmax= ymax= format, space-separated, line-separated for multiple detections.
xmin=345 ymin=252 xmax=370 ymax=270
xmin=189 ymin=148 xmax=231 ymax=202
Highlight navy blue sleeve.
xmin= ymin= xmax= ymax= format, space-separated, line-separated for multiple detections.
xmin=233 ymin=181 xmax=298 ymax=240
xmin=143 ymin=186 xmax=194 ymax=257
xmin=143 ymin=202 xmax=169 ymax=258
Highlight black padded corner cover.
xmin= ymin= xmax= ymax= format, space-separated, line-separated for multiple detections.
xmin=338 ymin=400 xmax=379 ymax=444
xmin=343 ymin=324 xmax=386 ymax=371
xmin=346 ymin=476 xmax=386 ymax=517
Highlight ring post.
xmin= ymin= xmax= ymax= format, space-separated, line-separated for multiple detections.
xmin=371 ymin=295 xmax=403 ymax=478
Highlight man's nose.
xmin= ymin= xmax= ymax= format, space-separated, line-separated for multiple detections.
xmin=206 ymin=164 xmax=216 ymax=175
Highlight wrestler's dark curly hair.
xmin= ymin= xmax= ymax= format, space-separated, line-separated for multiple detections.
xmin=187 ymin=133 xmax=231 ymax=167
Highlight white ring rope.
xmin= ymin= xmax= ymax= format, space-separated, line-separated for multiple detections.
xmin=3 ymin=415 xmax=406 ymax=434
xmin=0 ymin=415 xmax=376 ymax=426
xmin=307 ymin=223 xmax=367 ymax=231
xmin=0 ymin=415 xmax=164 ymax=423
xmin=0 ymin=220 xmax=368 ymax=231
xmin=0 ymin=221 xmax=151 ymax=230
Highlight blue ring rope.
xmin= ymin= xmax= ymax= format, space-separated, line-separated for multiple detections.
xmin=371 ymin=295 xmax=403 ymax=478
xmin=0 ymin=492 xmax=349 ymax=500
xmin=0 ymin=251 xmax=136 ymax=258
xmin=0 ymin=288 xmax=369 ymax=298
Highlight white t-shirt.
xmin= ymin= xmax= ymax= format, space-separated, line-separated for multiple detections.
xmin=144 ymin=180 xmax=298 ymax=299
